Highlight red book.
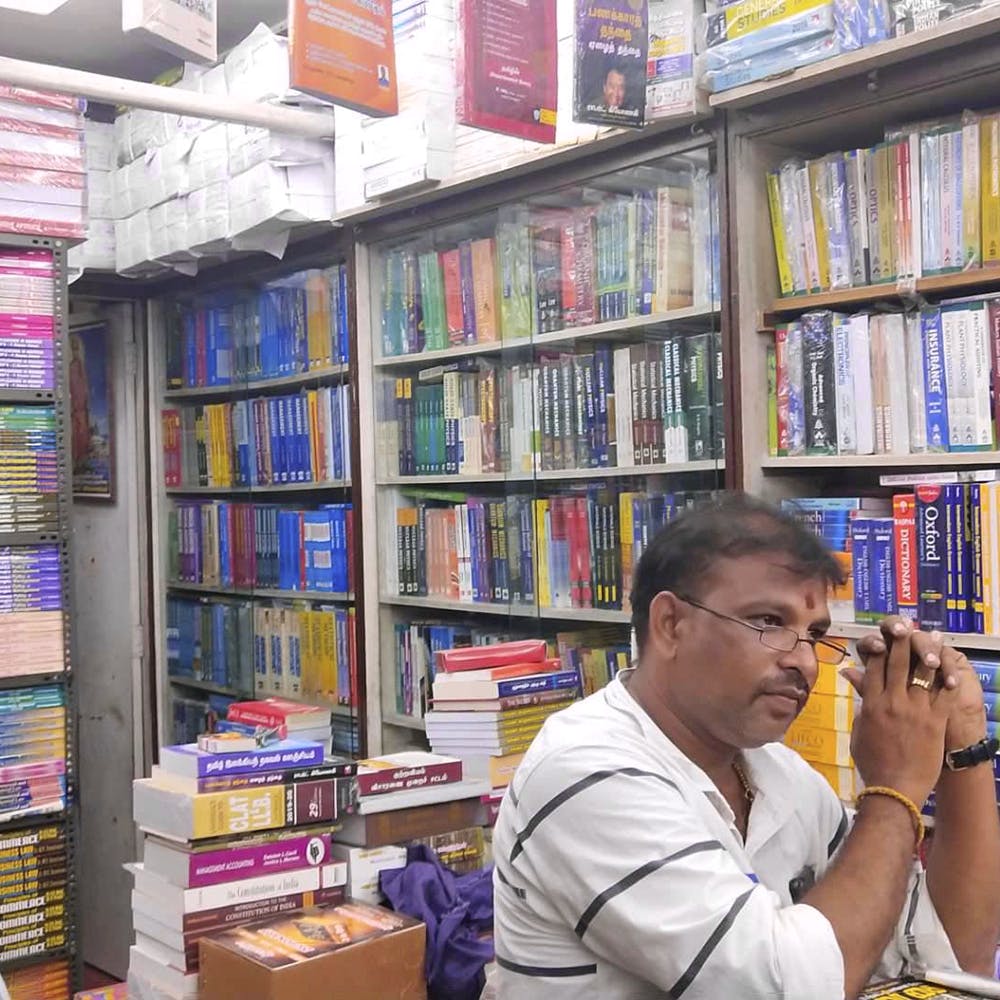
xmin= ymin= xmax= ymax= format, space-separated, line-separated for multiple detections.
xmin=227 ymin=698 xmax=329 ymax=731
xmin=433 ymin=658 xmax=560 ymax=684
xmin=355 ymin=752 xmax=463 ymax=797
xmin=346 ymin=507 xmax=355 ymax=594
xmin=435 ymin=638 xmax=547 ymax=674
xmin=893 ymin=493 xmax=918 ymax=623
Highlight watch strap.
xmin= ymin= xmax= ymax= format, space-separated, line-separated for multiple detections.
xmin=944 ymin=736 xmax=1000 ymax=771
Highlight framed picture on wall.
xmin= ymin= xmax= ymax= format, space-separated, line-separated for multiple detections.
xmin=70 ymin=322 xmax=114 ymax=501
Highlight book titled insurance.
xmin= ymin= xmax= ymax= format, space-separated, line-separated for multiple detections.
xmin=355 ymin=752 xmax=463 ymax=797
xmin=159 ymin=739 xmax=324 ymax=779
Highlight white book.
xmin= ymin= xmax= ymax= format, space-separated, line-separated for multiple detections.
xmin=128 ymin=861 xmax=344 ymax=913
xmin=883 ymin=314 xmax=911 ymax=454
xmin=845 ymin=150 xmax=869 ymax=286
xmin=456 ymin=503 xmax=472 ymax=603
xmin=796 ymin=165 xmax=821 ymax=291
xmin=779 ymin=161 xmax=807 ymax=294
xmin=941 ymin=306 xmax=964 ymax=448
xmin=963 ymin=118 xmax=981 ymax=268
xmin=356 ymin=777 xmax=491 ymax=814
xmin=133 ymin=908 xmax=185 ymax=955
xmin=968 ymin=301 xmax=994 ymax=449
xmin=128 ymin=945 xmax=199 ymax=1000
xmin=850 ymin=313 xmax=875 ymax=455
xmin=903 ymin=312 xmax=928 ymax=453
xmin=941 ymin=131 xmax=957 ymax=271
xmin=833 ymin=315 xmax=857 ymax=454
xmin=920 ymin=132 xmax=941 ymax=273
xmin=135 ymin=931 xmax=188 ymax=974
xmin=613 ymin=347 xmax=633 ymax=467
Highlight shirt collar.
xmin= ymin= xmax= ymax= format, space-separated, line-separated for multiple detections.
xmin=608 ymin=669 xmax=790 ymax=842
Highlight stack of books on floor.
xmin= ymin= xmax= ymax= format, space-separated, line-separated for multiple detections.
xmin=784 ymin=655 xmax=859 ymax=805
xmin=332 ymin=750 xmax=490 ymax=905
xmin=423 ymin=639 xmax=581 ymax=820
xmin=127 ymin=725 xmax=355 ymax=1000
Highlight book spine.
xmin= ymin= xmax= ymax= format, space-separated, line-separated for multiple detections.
xmin=983 ymin=113 xmax=1000 ymax=267
xmin=802 ymin=311 xmax=837 ymax=454
xmin=785 ymin=321 xmax=806 ymax=456
xmin=920 ymin=308 xmax=950 ymax=451
xmin=850 ymin=518 xmax=873 ymax=624
xmin=971 ymin=483 xmax=985 ymax=633
xmin=767 ymin=171 xmax=794 ymax=296
xmin=870 ymin=518 xmax=896 ymax=618
xmin=180 ymin=831 xmax=334 ymax=889
xmin=892 ymin=493 xmax=918 ymax=623
xmin=356 ymin=760 xmax=463 ymax=797
xmin=916 ymin=484 xmax=947 ymax=629
xmin=944 ymin=484 xmax=972 ymax=632
xmin=832 ymin=315 xmax=856 ymax=454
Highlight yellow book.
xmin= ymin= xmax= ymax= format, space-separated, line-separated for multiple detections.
xmin=619 ymin=491 xmax=637 ymax=611
xmin=982 ymin=112 xmax=1000 ymax=267
xmin=305 ymin=270 xmax=331 ymax=370
xmin=134 ymin=780 xmax=286 ymax=840
xmin=812 ymin=660 xmax=854 ymax=697
xmin=797 ymin=692 xmax=855 ymax=732
xmin=717 ymin=0 xmax=826 ymax=42
xmin=298 ymin=608 xmax=314 ymax=698
xmin=767 ymin=171 xmax=794 ymax=297
xmin=307 ymin=390 xmax=322 ymax=481
xmin=784 ymin=721 xmax=853 ymax=767
xmin=533 ymin=499 xmax=551 ymax=608
xmin=470 ymin=238 xmax=499 ymax=342
xmin=321 ymin=608 xmax=338 ymax=701
xmin=808 ymin=159 xmax=831 ymax=292
xmin=810 ymin=762 xmax=856 ymax=802
xmin=982 ymin=482 xmax=998 ymax=634
xmin=220 ymin=403 xmax=234 ymax=487
xmin=486 ymin=752 xmax=526 ymax=788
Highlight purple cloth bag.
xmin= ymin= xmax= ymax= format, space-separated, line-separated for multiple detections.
xmin=380 ymin=844 xmax=495 ymax=1000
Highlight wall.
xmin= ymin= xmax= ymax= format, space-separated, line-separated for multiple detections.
xmin=69 ymin=300 xmax=152 ymax=979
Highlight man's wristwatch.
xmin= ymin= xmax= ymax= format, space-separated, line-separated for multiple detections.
xmin=944 ymin=736 xmax=1000 ymax=771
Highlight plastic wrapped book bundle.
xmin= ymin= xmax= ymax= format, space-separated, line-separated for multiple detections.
xmin=698 ymin=0 xmax=889 ymax=92
xmin=891 ymin=0 xmax=999 ymax=35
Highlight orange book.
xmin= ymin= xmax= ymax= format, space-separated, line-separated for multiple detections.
xmin=470 ymin=238 xmax=498 ymax=342
xmin=441 ymin=249 xmax=465 ymax=345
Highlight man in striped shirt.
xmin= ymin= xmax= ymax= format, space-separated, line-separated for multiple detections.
xmin=493 ymin=494 xmax=1000 ymax=999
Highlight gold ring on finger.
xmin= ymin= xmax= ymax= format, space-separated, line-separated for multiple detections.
xmin=909 ymin=676 xmax=933 ymax=691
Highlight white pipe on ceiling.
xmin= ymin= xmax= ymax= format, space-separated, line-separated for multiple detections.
xmin=0 ymin=55 xmax=336 ymax=139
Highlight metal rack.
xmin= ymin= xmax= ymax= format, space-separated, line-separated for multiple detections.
xmin=0 ymin=234 xmax=81 ymax=993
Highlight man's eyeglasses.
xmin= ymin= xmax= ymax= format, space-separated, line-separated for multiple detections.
xmin=675 ymin=596 xmax=849 ymax=666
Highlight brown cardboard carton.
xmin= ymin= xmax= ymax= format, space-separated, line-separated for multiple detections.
xmin=199 ymin=901 xmax=426 ymax=1000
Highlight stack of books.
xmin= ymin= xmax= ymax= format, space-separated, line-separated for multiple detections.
xmin=0 ymin=87 xmax=88 ymax=240
xmin=332 ymin=750 xmax=489 ymax=904
xmin=768 ymin=300 xmax=1000 ymax=460
xmin=329 ymin=748 xmax=491 ymax=907
xmin=766 ymin=112 xmax=1000 ymax=293
xmin=424 ymin=639 xmax=580 ymax=792
xmin=4 ymin=956 xmax=71 ymax=1000
xmin=0 ymin=247 xmax=55 ymax=391
xmin=784 ymin=655 xmax=859 ymax=803
xmin=0 ymin=405 xmax=58 ymax=534
xmin=167 ymin=500 xmax=354 ymax=593
xmin=381 ymin=331 xmax=724 ymax=478
xmin=390 ymin=488 xmax=715 ymax=613
xmin=128 ymin=734 xmax=355 ymax=1000
xmin=161 ymin=384 xmax=352 ymax=489
xmin=378 ymin=177 xmax=718 ymax=360
xmin=0 ymin=822 xmax=69 ymax=972
xmin=0 ymin=684 xmax=66 ymax=820
xmin=165 ymin=266 xmax=351 ymax=390
xmin=217 ymin=698 xmax=335 ymax=756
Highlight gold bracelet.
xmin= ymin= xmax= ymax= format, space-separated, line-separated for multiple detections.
xmin=856 ymin=786 xmax=926 ymax=848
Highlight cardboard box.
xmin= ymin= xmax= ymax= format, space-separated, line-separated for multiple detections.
xmin=199 ymin=902 xmax=426 ymax=1000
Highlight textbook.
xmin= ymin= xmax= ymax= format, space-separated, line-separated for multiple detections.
xmin=860 ymin=975 xmax=1000 ymax=998
xmin=159 ymin=739 xmax=325 ymax=779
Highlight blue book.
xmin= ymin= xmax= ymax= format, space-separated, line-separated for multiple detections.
xmin=972 ymin=659 xmax=1000 ymax=694
xmin=267 ymin=398 xmax=284 ymax=485
xmin=303 ymin=510 xmax=333 ymax=593
xmin=944 ymin=484 xmax=972 ymax=632
xmin=970 ymin=484 xmax=984 ymax=633
xmin=218 ymin=502 xmax=232 ymax=588
xmin=159 ymin=738 xmax=324 ymax=779
xmin=870 ymin=518 xmax=896 ymax=618
xmin=336 ymin=608 xmax=350 ymax=703
xmin=594 ymin=346 xmax=611 ymax=466
xmin=920 ymin=308 xmax=949 ymax=451
xmin=916 ymin=484 xmax=947 ymax=629
xmin=493 ymin=670 xmax=580 ymax=699
xmin=337 ymin=265 xmax=350 ymax=363
xmin=850 ymin=519 xmax=873 ymax=624
xmin=458 ymin=241 xmax=477 ymax=344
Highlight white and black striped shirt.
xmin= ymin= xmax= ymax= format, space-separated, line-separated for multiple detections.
xmin=492 ymin=672 xmax=959 ymax=999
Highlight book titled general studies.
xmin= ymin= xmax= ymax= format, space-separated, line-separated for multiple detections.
xmin=457 ymin=0 xmax=558 ymax=143
xmin=573 ymin=0 xmax=648 ymax=128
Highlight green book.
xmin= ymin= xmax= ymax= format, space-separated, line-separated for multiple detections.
xmin=495 ymin=216 xmax=533 ymax=341
xmin=767 ymin=343 xmax=778 ymax=457
xmin=684 ymin=333 xmax=712 ymax=461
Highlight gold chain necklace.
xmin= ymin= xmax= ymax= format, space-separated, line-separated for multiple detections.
xmin=732 ymin=757 xmax=755 ymax=804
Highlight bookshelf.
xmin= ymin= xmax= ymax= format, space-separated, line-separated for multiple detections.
xmin=728 ymin=28 xmax=1000 ymax=653
xmin=0 ymin=235 xmax=81 ymax=990
xmin=146 ymin=248 xmax=367 ymax=757
xmin=355 ymin=130 xmax=727 ymax=749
